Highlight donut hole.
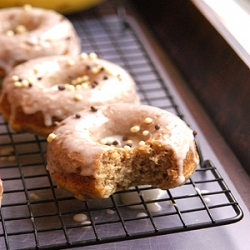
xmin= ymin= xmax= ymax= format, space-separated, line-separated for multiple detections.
xmin=31 ymin=60 xmax=106 ymax=90
xmin=93 ymin=120 xmax=151 ymax=149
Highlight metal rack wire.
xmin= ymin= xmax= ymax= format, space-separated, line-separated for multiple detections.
xmin=0 ymin=10 xmax=243 ymax=250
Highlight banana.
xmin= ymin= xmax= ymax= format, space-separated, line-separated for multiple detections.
xmin=0 ymin=0 xmax=104 ymax=14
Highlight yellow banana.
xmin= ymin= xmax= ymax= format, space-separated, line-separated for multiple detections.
xmin=0 ymin=0 xmax=104 ymax=14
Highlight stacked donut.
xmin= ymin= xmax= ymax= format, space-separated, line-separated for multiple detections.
xmin=0 ymin=4 xmax=200 ymax=201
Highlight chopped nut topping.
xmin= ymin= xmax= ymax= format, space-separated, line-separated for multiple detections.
xmin=144 ymin=117 xmax=153 ymax=124
xmin=155 ymin=124 xmax=160 ymax=130
xmin=6 ymin=30 xmax=14 ymax=36
xmin=66 ymin=84 xmax=75 ymax=91
xmin=91 ymin=65 xmax=102 ymax=74
xmin=122 ymin=136 xmax=128 ymax=141
xmin=75 ymin=85 xmax=82 ymax=90
xmin=112 ymin=140 xmax=119 ymax=146
xmin=90 ymin=106 xmax=98 ymax=112
xmin=21 ymin=79 xmax=29 ymax=87
xmin=23 ymin=4 xmax=32 ymax=11
xmin=33 ymin=65 xmax=40 ymax=73
xmin=74 ymin=94 xmax=83 ymax=101
xmin=126 ymin=140 xmax=133 ymax=146
xmin=11 ymin=75 xmax=19 ymax=82
xmin=47 ymin=133 xmax=57 ymax=142
xmin=89 ymin=52 xmax=98 ymax=60
xmin=14 ymin=81 xmax=22 ymax=88
xmin=138 ymin=141 xmax=146 ymax=146
xmin=142 ymin=130 xmax=149 ymax=136
xmin=105 ymin=67 xmax=113 ymax=76
xmin=80 ymin=53 xmax=88 ymax=60
xmin=130 ymin=125 xmax=140 ymax=133
xmin=16 ymin=25 xmax=27 ymax=34
xmin=81 ymin=83 xmax=88 ymax=89
xmin=117 ymin=74 xmax=122 ymax=81
xmin=67 ymin=59 xmax=75 ymax=66
xmin=58 ymin=85 xmax=65 ymax=91
xmin=82 ymin=75 xmax=89 ymax=81
xmin=91 ymin=81 xmax=98 ymax=88
xmin=193 ymin=130 xmax=198 ymax=136
xmin=100 ymin=139 xmax=107 ymax=145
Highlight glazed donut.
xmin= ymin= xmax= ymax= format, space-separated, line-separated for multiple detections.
xmin=46 ymin=104 xmax=199 ymax=200
xmin=0 ymin=53 xmax=140 ymax=136
xmin=0 ymin=5 xmax=80 ymax=77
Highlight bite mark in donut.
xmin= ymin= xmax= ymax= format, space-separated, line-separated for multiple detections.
xmin=46 ymin=104 xmax=199 ymax=200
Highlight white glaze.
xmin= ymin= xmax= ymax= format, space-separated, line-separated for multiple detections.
xmin=0 ymin=55 xmax=140 ymax=129
xmin=73 ymin=213 xmax=88 ymax=222
xmin=106 ymin=208 xmax=116 ymax=215
xmin=81 ymin=220 xmax=91 ymax=228
xmin=136 ymin=212 xmax=148 ymax=218
xmin=195 ymin=188 xmax=210 ymax=204
xmin=120 ymin=186 xmax=165 ymax=212
xmin=46 ymin=104 xmax=199 ymax=189
xmin=0 ymin=7 xmax=80 ymax=74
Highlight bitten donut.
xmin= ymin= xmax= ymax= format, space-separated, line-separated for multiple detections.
xmin=0 ymin=53 xmax=140 ymax=136
xmin=46 ymin=104 xmax=199 ymax=200
xmin=0 ymin=5 xmax=80 ymax=77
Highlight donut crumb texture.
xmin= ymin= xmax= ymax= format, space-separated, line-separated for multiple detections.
xmin=48 ymin=142 xmax=198 ymax=200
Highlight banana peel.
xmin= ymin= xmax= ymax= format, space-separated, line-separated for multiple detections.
xmin=0 ymin=0 xmax=104 ymax=14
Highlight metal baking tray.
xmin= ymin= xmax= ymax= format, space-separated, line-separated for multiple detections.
xmin=0 ymin=10 xmax=243 ymax=250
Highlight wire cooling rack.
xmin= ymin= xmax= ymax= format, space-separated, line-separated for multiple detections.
xmin=0 ymin=10 xmax=243 ymax=250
